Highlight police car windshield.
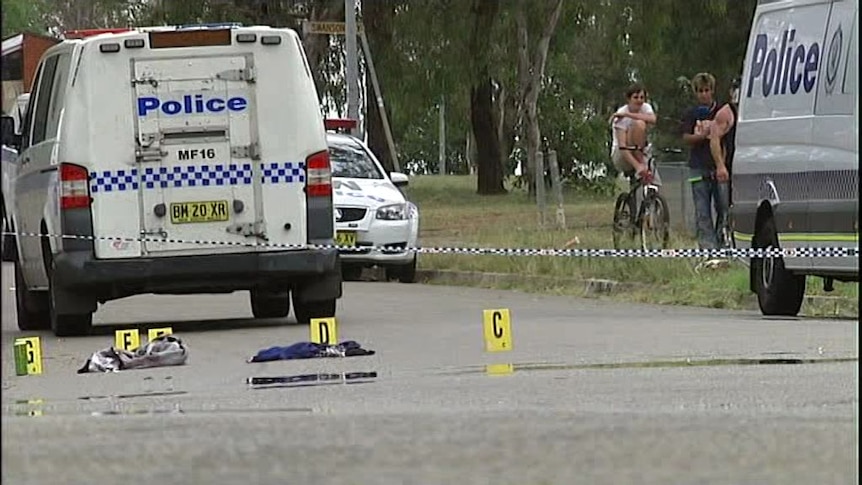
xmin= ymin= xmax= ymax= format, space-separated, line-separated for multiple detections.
xmin=328 ymin=138 xmax=384 ymax=179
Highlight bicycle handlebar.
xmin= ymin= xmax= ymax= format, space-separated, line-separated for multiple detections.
xmin=617 ymin=145 xmax=683 ymax=154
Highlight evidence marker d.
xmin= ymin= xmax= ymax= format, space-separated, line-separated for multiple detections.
xmin=310 ymin=317 xmax=338 ymax=346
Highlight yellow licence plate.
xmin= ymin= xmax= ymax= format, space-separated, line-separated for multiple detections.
xmin=170 ymin=200 xmax=230 ymax=224
xmin=335 ymin=231 xmax=356 ymax=247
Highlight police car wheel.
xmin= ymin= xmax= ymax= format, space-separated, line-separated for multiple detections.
xmin=396 ymin=256 xmax=417 ymax=284
xmin=250 ymin=289 xmax=290 ymax=319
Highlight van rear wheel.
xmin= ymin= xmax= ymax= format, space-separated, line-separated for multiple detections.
xmin=42 ymin=248 xmax=93 ymax=336
xmin=48 ymin=273 xmax=93 ymax=337
xmin=14 ymin=262 xmax=50 ymax=331
xmin=50 ymin=306 xmax=93 ymax=337
xmin=250 ymin=289 xmax=290 ymax=319
xmin=292 ymin=293 xmax=336 ymax=324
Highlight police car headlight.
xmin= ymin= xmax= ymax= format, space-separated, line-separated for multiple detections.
xmin=376 ymin=204 xmax=407 ymax=220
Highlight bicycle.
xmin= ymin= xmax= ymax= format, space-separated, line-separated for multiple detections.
xmin=612 ymin=145 xmax=677 ymax=250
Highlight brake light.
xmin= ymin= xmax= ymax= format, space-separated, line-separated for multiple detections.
xmin=324 ymin=118 xmax=358 ymax=132
xmin=149 ymin=29 xmax=231 ymax=49
xmin=60 ymin=163 xmax=91 ymax=210
xmin=306 ymin=150 xmax=332 ymax=197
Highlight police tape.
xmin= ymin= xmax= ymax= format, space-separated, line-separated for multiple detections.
xmin=1 ymin=231 xmax=858 ymax=259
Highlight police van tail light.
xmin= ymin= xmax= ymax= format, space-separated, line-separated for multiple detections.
xmin=306 ymin=150 xmax=332 ymax=197
xmin=60 ymin=163 xmax=91 ymax=210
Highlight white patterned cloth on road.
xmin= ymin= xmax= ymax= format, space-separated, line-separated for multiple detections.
xmin=77 ymin=335 xmax=188 ymax=373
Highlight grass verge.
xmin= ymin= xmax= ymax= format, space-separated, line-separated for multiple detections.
xmin=403 ymin=175 xmax=858 ymax=318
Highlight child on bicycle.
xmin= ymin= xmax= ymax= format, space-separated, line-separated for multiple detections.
xmin=610 ymin=83 xmax=658 ymax=182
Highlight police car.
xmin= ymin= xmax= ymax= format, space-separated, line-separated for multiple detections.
xmin=1 ymin=25 xmax=343 ymax=336
xmin=326 ymin=120 xmax=419 ymax=283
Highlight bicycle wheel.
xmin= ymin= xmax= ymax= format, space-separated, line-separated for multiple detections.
xmin=612 ymin=192 xmax=635 ymax=249
xmin=639 ymin=192 xmax=670 ymax=250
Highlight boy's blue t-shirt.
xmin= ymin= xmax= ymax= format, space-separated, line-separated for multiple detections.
xmin=681 ymin=103 xmax=718 ymax=170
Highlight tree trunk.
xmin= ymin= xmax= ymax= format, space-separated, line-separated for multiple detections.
xmin=469 ymin=0 xmax=505 ymax=195
xmin=364 ymin=0 xmax=395 ymax=172
xmin=473 ymin=78 xmax=505 ymax=194
xmin=515 ymin=6 xmax=533 ymax=193
xmin=301 ymin=0 xmax=345 ymax=96
xmin=499 ymin=87 xmax=520 ymax=176
xmin=523 ymin=83 xmax=541 ymax=196
xmin=518 ymin=0 xmax=564 ymax=196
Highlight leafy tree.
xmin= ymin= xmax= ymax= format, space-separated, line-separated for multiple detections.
xmin=2 ymin=0 xmax=48 ymax=38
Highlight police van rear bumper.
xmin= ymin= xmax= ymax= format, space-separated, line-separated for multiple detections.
xmin=52 ymin=248 xmax=342 ymax=302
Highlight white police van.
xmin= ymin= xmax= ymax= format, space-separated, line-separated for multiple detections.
xmin=732 ymin=0 xmax=858 ymax=316
xmin=0 ymin=25 xmax=343 ymax=336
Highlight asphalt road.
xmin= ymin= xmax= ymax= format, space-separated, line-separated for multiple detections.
xmin=1 ymin=261 xmax=858 ymax=485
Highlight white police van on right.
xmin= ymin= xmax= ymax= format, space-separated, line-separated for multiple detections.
xmin=732 ymin=0 xmax=858 ymax=316
xmin=0 ymin=25 xmax=343 ymax=336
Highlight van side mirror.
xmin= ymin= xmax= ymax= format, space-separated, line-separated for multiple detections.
xmin=0 ymin=116 xmax=18 ymax=149
xmin=389 ymin=171 xmax=409 ymax=188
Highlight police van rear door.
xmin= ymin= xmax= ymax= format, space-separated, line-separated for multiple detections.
xmin=133 ymin=53 xmax=260 ymax=256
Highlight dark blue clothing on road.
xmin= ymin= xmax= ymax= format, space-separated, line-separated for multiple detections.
xmin=248 ymin=340 xmax=375 ymax=362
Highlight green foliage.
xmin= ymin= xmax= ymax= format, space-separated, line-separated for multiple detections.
xmin=4 ymin=0 xmax=758 ymax=197
xmin=1 ymin=0 xmax=48 ymax=38
xmin=627 ymin=0 xmax=757 ymax=138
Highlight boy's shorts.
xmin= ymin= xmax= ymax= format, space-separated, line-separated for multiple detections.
xmin=612 ymin=148 xmax=663 ymax=186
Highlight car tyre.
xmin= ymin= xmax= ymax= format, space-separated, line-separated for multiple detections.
xmin=250 ymin=289 xmax=290 ymax=319
xmin=385 ymin=255 xmax=417 ymax=283
xmin=752 ymin=216 xmax=806 ymax=316
xmin=15 ymin=261 xmax=50 ymax=331
xmin=2 ymin=202 xmax=17 ymax=262
xmin=341 ymin=264 xmax=363 ymax=282
xmin=292 ymin=293 xmax=336 ymax=324
xmin=46 ymin=258 xmax=93 ymax=337
xmin=397 ymin=255 xmax=418 ymax=283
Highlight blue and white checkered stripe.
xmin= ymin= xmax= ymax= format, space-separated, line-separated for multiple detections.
xmin=262 ymin=162 xmax=304 ymax=184
xmin=2 ymin=230 xmax=858 ymax=258
xmin=90 ymin=169 xmax=139 ymax=192
xmin=90 ymin=162 xmax=306 ymax=193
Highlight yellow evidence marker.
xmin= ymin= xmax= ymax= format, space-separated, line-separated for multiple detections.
xmin=485 ymin=363 xmax=515 ymax=376
xmin=310 ymin=317 xmax=338 ymax=345
xmin=14 ymin=337 xmax=43 ymax=375
xmin=147 ymin=327 xmax=173 ymax=341
xmin=115 ymin=329 xmax=141 ymax=352
xmin=483 ymin=309 xmax=512 ymax=352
